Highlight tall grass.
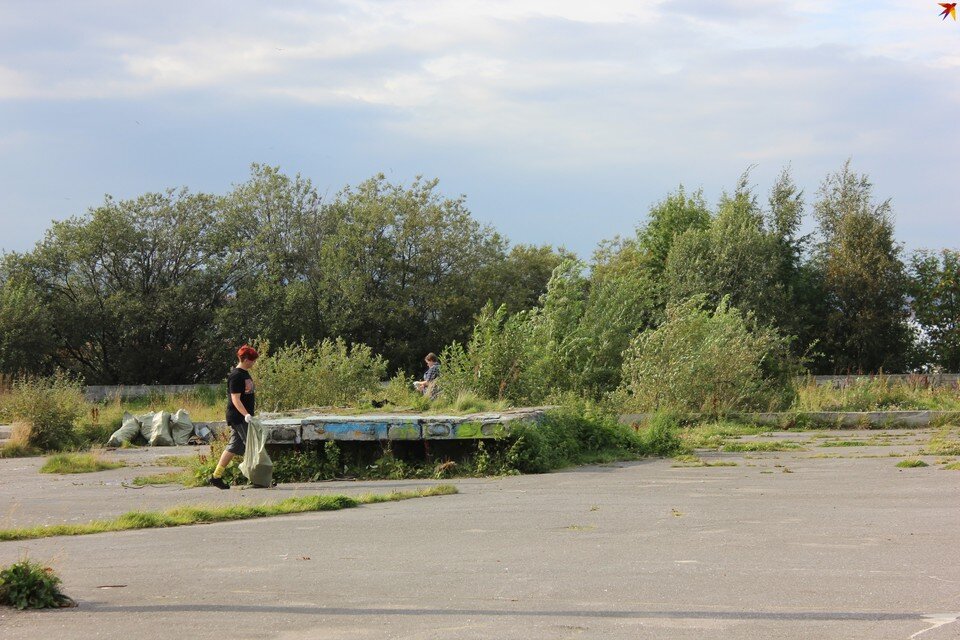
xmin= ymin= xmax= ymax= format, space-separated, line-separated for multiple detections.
xmin=2 ymin=373 xmax=86 ymax=452
xmin=792 ymin=375 xmax=960 ymax=412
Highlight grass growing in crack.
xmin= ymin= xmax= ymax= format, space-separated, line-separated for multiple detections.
xmin=39 ymin=452 xmax=125 ymax=474
xmin=721 ymin=441 xmax=804 ymax=452
xmin=681 ymin=421 xmax=769 ymax=449
xmin=818 ymin=440 xmax=872 ymax=447
xmin=922 ymin=428 xmax=960 ymax=457
xmin=0 ymin=485 xmax=457 ymax=541
xmin=132 ymin=471 xmax=190 ymax=486
xmin=671 ymin=454 xmax=738 ymax=468
xmin=895 ymin=459 xmax=929 ymax=468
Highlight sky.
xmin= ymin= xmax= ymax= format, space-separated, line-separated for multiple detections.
xmin=0 ymin=0 xmax=957 ymax=258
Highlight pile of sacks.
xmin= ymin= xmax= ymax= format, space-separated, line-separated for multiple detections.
xmin=107 ymin=410 xmax=212 ymax=447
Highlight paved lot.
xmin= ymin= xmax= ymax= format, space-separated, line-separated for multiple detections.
xmin=1 ymin=429 xmax=958 ymax=639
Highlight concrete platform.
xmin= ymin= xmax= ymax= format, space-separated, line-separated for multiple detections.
xmin=253 ymin=408 xmax=549 ymax=445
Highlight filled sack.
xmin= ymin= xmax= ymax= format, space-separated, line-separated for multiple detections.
xmin=238 ymin=416 xmax=273 ymax=487
xmin=107 ymin=412 xmax=141 ymax=447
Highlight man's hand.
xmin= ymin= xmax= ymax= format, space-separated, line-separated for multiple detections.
xmin=244 ymin=414 xmax=253 ymax=424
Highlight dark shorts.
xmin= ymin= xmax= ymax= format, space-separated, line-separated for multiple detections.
xmin=226 ymin=422 xmax=248 ymax=455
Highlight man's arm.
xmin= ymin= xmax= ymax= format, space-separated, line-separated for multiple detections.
xmin=231 ymin=393 xmax=249 ymax=417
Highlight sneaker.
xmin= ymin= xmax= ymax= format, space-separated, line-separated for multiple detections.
xmin=208 ymin=476 xmax=229 ymax=490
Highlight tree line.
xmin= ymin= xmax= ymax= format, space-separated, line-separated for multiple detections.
xmin=0 ymin=160 xmax=957 ymax=385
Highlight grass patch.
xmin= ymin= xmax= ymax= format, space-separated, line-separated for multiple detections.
xmin=39 ymin=452 xmax=125 ymax=474
xmin=0 ymin=441 xmax=40 ymax=458
xmin=681 ymin=421 xmax=769 ymax=449
xmin=922 ymin=428 xmax=960 ymax=456
xmin=942 ymin=462 xmax=960 ymax=470
xmin=132 ymin=471 xmax=190 ymax=486
xmin=895 ymin=459 xmax=929 ymax=468
xmin=721 ymin=440 xmax=803 ymax=452
xmin=671 ymin=454 xmax=738 ymax=468
xmin=818 ymin=440 xmax=872 ymax=447
xmin=0 ymin=485 xmax=457 ymax=542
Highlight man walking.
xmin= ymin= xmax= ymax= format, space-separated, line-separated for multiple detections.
xmin=209 ymin=344 xmax=259 ymax=489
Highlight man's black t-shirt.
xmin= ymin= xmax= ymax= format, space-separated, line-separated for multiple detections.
xmin=226 ymin=367 xmax=255 ymax=425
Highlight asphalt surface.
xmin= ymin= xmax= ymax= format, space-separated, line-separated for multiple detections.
xmin=1 ymin=429 xmax=959 ymax=639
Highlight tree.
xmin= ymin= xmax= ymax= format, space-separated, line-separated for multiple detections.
xmin=812 ymin=160 xmax=911 ymax=372
xmin=13 ymin=189 xmax=237 ymax=383
xmin=0 ymin=264 xmax=54 ymax=376
xmin=479 ymin=243 xmax=571 ymax=313
xmin=663 ymin=171 xmax=787 ymax=328
xmin=316 ymin=174 xmax=509 ymax=372
xmin=910 ymin=249 xmax=960 ymax=371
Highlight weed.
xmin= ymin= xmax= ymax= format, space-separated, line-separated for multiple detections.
xmin=132 ymin=471 xmax=189 ymax=485
xmin=682 ymin=421 xmax=767 ymax=449
xmin=721 ymin=440 xmax=803 ymax=452
xmin=818 ymin=440 xmax=871 ymax=447
xmin=896 ymin=459 xmax=929 ymax=468
xmin=5 ymin=373 xmax=86 ymax=451
xmin=942 ymin=462 xmax=960 ymax=470
xmin=39 ymin=452 xmax=125 ymax=474
xmin=0 ymin=559 xmax=74 ymax=609
xmin=922 ymin=428 xmax=960 ymax=456
xmin=0 ymin=441 xmax=39 ymax=458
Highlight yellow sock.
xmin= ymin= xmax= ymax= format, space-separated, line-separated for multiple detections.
xmin=213 ymin=464 xmax=226 ymax=479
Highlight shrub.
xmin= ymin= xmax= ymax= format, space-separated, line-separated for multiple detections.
xmin=636 ymin=412 xmax=686 ymax=457
xmin=4 ymin=373 xmax=87 ymax=451
xmin=505 ymin=406 xmax=647 ymax=473
xmin=0 ymin=559 xmax=73 ymax=609
xmin=620 ymin=296 xmax=799 ymax=415
xmin=255 ymin=338 xmax=388 ymax=412
xmin=272 ymin=442 xmax=342 ymax=482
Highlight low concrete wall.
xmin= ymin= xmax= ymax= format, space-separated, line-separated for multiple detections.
xmin=805 ymin=374 xmax=959 ymax=387
xmin=619 ymin=410 xmax=960 ymax=429
xmin=84 ymin=384 xmax=221 ymax=402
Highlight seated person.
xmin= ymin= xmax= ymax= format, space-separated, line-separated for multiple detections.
xmin=413 ymin=353 xmax=440 ymax=398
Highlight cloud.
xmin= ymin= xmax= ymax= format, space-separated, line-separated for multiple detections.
xmin=0 ymin=0 xmax=956 ymax=255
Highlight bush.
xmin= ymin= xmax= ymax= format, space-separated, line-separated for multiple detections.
xmin=620 ymin=296 xmax=799 ymax=415
xmin=636 ymin=412 xmax=686 ymax=457
xmin=255 ymin=338 xmax=388 ymax=412
xmin=4 ymin=373 xmax=87 ymax=451
xmin=272 ymin=442 xmax=342 ymax=482
xmin=0 ymin=559 xmax=73 ymax=610
xmin=505 ymin=406 xmax=648 ymax=473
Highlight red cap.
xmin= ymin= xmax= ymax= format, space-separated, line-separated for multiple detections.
xmin=237 ymin=344 xmax=259 ymax=361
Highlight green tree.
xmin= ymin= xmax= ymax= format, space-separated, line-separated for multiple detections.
xmin=218 ymin=164 xmax=331 ymax=348
xmin=636 ymin=186 xmax=711 ymax=273
xmin=317 ymin=174 xmax=508 ymax=372
xmin=663 ymin=172 xmax=787 ymax=327
xmin=0 ymin=266 xmax=54 ymax=376
xmin=12 ymin=189 xmax=236 ymax=383
xmin=812 ymin=161 xmax=911 ymax=372
xmin=910 ymin=249 xmax=960 ymax=371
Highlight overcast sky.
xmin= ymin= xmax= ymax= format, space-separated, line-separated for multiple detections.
xmin=0 ymin=0 xmax=956 ymax=257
